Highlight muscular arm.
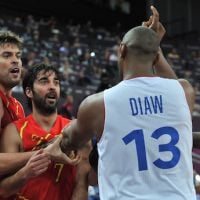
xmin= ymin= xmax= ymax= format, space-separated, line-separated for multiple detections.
xmin=0 ymin=152 xmax=33 ymax=175
xmin=0 ymin=123 xmax=29 ymax=175
xmin=154 ymin=47 xmax=178 ymax=79
xmin=61 ymin=92 xmax=104 ymax=151
xmin=0 ymin=123 xmax=50 ymax=198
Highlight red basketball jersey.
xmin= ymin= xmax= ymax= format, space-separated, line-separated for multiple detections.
xmin=0 ymin=90 xmax=25 ymax=130
xmin=13 ymin=115 xmax=76 ymax=200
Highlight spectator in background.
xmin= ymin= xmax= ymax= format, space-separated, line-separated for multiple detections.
xmin=167 ymin=47 xmax=180 ymax=59
xmin=59 ymin=94 xmax=75 ymax=119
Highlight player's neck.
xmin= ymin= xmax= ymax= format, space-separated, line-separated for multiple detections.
xmin=0 ymin=85 xmax=12 ymax=97
xmin=32 ymin=111 xmax=58 ymax=132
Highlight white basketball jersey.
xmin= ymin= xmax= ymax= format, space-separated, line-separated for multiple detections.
xmin=98 ymin=77 xmax=196 ymax=200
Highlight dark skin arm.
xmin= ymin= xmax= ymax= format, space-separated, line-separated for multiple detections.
xmin=60 ymin=92 xmax=104 ymax=152
xmin=71 ymin=142 xmax=92 ymax=200
xmin=143 ymin=6 xmax=177 ymax=79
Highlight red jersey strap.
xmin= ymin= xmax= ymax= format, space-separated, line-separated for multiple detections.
xmin=0 ymin=90 xmax=25 ymax=122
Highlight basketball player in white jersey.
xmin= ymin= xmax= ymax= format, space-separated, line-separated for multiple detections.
xmin=56 ymin=6 xmax=196 ymax=200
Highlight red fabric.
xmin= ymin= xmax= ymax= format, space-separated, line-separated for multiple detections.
xmin=0 ymin=90 xmax=25 ymax=130
xmin=13 ymin=115 xmax=76 ymax=200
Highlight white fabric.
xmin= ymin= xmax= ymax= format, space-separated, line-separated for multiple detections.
xmin=98 ymin=77 xmax=196 ymax=200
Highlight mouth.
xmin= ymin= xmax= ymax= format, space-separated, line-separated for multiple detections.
xmin=10 ymin=68 xmax=20 ymax=75
xmin=46 ymin=92 xmax=58 ymax=102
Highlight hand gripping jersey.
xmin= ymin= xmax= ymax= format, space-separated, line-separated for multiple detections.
xmin=13 ymin=115 xmax=76 ymax=200
xmin=98 ymin=77 xmax=196 ymax=200
xmin=0 ymin=90 xmax=24 ymax=130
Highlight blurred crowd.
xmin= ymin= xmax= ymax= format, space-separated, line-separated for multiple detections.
xmin=1 ymin=9 xmax=200 ymax=200
xmin=0 ymin=11 xmax=200 ymax=117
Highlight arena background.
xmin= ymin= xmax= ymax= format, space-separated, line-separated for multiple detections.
xmin=1 ymin=1 xmax=200 ymax=197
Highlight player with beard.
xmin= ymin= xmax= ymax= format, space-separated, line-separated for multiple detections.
xmin=0 ymin=31 xmax=53 ymax=200
xmin=0 ymin=64 xmax=90 ymax=200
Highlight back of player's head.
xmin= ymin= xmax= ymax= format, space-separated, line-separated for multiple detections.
xmin=0 ymin=30 xmax=23 ymax=49
xmin=122 ymin=26 xmax=159 ymax=61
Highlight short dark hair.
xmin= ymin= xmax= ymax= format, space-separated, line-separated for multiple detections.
xmin=0 ymin=30 xmax=23 ymax=49
xmin=22 ymin=63 xmax=61 ymax=109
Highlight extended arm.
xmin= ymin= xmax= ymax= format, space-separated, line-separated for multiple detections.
xmin=60 ymin=93 xmax=104 ymax=152
xmin=0 ymin=123 xmax=50 ymax=198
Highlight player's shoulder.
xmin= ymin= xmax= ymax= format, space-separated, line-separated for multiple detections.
xmin=178 ymin=78 xmax=194 ymax=94
xmin=81 ymin=91 xmax=104 ymax=107
xmin=57 ymin=114 xmax=71 ymax=123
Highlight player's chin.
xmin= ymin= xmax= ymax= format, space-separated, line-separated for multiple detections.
xmin=46 ymin=98 xmax=57 ymax=105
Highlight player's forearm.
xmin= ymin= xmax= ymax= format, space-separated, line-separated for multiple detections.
xmin=60 ymin=122 xmax=85 ymax=152
xmin=0 ymin=151 xmax=34 ymax=175
xmin=0 ymin=167 xmax=28 ymax=198
xmin=154 ymin=47 xmax=177 ymax=79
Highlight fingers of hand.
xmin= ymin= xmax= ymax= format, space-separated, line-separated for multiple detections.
xmin=150 ymin=5 xmax=159 ymax=21
xmin=26 ymin=153 xmax=51 ymax=177
xmin=62 ymin=153 xmax=81 ymax=166
xmin=149 ymin=6 xmax=159 ymax=30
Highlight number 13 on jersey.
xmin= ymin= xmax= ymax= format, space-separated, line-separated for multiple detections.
xmin=122 ymin=126 xmax=181 ymax=171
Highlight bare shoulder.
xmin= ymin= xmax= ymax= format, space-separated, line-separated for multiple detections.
xmin=0 ymin=122 xmax=22 ymax=152
xmin=77 ymin=92 xmax=105 ymax=139
xmin=78 ymin=92 xmax=104 ymax=116
xmin=178 ymin=79 xmax=194 ymax=90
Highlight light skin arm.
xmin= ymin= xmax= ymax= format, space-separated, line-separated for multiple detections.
xmin=0 ymin=123 xmax=50 ymax=198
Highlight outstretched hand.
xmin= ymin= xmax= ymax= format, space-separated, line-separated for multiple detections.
xmin=142 ymin=5 xmax=166 ymax=42
xmin=44 ymin=135 xmax=81 ymax=165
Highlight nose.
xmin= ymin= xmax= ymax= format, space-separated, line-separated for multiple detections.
xmin=11 ymin=55 xmax=20 ymax=65
xmin=48 ymin=81 xmax=57 ymax=90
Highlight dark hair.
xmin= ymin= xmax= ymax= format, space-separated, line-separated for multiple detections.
xmin=22 ymin=63 xmax=61 ymax=109
xmin=0 ymin=30 xmax=23 ymax=49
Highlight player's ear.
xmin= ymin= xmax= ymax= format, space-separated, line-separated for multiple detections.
xmin=25 ymin=87 xmax=33 ymax=98
xmin=153 ymin=52 xmax=159 ymax=66
xmin=119 ymin=43 xmax=127 ymax=59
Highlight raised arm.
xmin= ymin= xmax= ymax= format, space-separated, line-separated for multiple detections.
xmin=143 ymin=6 xmax=177 ymax=79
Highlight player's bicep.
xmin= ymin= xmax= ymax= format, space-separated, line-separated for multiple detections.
xmin=75 ymin=100 xmax=98 ymax=144
xmin=0 ymin=123 xmax=22 ymax=153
